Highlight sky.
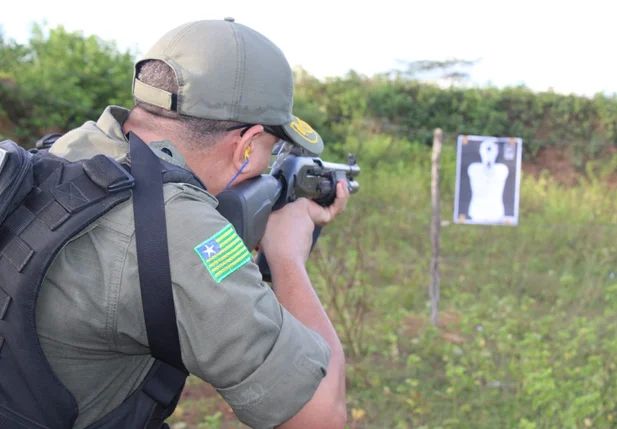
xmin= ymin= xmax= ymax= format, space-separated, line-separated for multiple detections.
xmin=2 ymin=0 xmax=616 ymax=98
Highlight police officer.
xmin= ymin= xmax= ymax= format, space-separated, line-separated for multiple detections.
xmin=35 ymin=18 xmax=349 ymax=429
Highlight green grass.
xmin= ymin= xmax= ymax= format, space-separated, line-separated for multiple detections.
xmin=171 ymin=140 xmax=617 ymax=429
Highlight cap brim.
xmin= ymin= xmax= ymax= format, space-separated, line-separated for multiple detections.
xmin=280 ymin=116 xmax=324 ymax=155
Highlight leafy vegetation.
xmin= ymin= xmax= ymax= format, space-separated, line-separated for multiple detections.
xmin=0 ymin=23 xmax=135 ymax=146
xmin=3 ymin=23 xmax=617 ymax=429
xmin=291 ymin=66 xmax=617 ymax=170
xmin=307 ymin=140 xmax=617 ymax=429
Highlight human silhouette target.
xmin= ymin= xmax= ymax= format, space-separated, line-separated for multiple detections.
xmin=453 ymin=135 xmax=522 ymax=225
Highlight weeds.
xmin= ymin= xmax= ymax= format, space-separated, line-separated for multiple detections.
xmin=171 ymin=141 xmax=617 ymax=428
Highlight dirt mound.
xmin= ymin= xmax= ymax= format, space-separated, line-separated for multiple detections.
xmin=523 ymin=144 xmax=617 ymax=187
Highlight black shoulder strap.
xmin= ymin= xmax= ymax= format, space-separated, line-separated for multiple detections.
xmin=128 ymin=132 xmax=187 ymax=374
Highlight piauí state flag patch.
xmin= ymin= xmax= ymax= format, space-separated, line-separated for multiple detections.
xmin=194 ymin=224 xmax=251 ymax=283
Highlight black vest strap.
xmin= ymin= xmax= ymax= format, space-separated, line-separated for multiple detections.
xmin=128 ymin=132 xmax=187 ymax=374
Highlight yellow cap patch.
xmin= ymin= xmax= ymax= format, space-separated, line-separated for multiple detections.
xmin=290 ymin=117 xmax=318 ymax=144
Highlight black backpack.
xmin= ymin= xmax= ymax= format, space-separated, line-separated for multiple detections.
xmin=0 ymin=132 xmax=202 ymax=429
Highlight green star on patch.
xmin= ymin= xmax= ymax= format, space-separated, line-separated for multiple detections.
xmin=194 ymin=224 xmax=251 ymax=283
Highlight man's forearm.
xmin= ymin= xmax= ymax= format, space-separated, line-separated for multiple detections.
xmin=270 ymin=258 xmax=345 ymax=362
xmin=269 ymin=257 xmax=347 ymax=428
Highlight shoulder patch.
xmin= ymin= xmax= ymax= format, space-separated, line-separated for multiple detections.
xmin=194 ymin=224 xmax=251 ymax=283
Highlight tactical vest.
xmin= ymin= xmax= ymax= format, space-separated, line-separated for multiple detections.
xmin=0 ymin=132 xmax=205 ymax=429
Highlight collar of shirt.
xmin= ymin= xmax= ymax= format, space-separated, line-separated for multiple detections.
xmin=100 ymin=106 xmax=190 ymax=170
xmin=50 ymin=105 xmax=193 ymax=172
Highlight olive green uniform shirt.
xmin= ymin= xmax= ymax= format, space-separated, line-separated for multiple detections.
xmin=35 ymin=106 xmax=330 ymax=429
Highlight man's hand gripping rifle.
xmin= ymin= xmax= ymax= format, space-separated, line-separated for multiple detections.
xmin=216 ymin=148 xmax=360 ymax=282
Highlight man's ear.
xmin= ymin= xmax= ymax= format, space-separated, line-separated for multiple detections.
xmin=231 ymin=125 xmax=263 ymax=170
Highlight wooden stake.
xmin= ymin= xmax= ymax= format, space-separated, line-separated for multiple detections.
xmin=430 ymin=128 xmax=443 ymax=325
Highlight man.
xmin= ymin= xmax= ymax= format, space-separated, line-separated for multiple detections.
xmin=35 ymin=18 xmax=349 ymax=429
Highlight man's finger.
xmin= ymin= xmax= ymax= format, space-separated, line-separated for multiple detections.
xmin=332 ymin=180 xmax=349 ymax=213
xmin=307 ymin=180 xmax=351 ymax=226
xmin=320 ymin=182 xmax=348 ymax=223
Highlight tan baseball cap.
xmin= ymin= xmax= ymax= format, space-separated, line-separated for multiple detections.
xmin=132 ymin=18 xmax=324 ymax=155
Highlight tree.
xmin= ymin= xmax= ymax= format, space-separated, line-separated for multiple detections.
xmin=384 ymin=58 xmax=480 ymax=84
xmin=0 ymin=22 xmax=137 ymax=145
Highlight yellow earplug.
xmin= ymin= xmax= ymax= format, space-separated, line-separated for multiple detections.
xmin=244 ymin=146 xmax=250 ymax=161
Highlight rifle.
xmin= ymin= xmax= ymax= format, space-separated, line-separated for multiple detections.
xmin=34 ymin=132 xmax=361 ymax=281
xmin=215 ymin=148 xmax=360 ymax=282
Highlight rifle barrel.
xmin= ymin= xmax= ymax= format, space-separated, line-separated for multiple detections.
xmin=319 ymin=160 xmax=361 ymax=177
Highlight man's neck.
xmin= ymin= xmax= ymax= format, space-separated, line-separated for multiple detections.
xmin=122 ymin=110 xmax=165 ymax=144
xmin=121 ymin=109 xmax=232 ymax=196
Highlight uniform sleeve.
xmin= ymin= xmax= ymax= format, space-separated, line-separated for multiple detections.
xmin=156 ymin=185 xmax=330 ymax=428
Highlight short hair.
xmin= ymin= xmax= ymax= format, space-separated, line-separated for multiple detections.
xmin=134 ymin=60 xmax=240 ymax=150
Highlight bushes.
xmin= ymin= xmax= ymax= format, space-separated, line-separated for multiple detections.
xmin=292 ymin=71 xmax=617 ymax=167
xmin=0 ymin=23 xmax=135 ymax=146
xmin=304 ymin=142 xmax=617 ymax=428
xmin=4 ymin=23 xmax=617 ymax=163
